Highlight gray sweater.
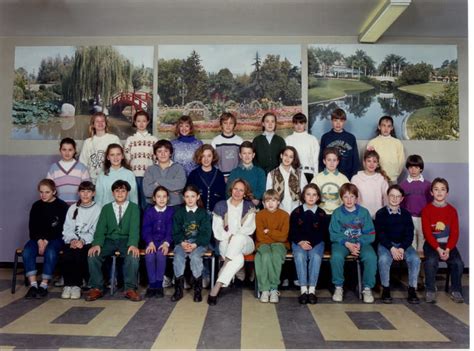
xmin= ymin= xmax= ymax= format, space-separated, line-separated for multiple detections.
xmin=143 ymin=162 xmax=186 ymax=206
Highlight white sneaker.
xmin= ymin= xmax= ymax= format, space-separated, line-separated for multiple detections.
xmin=362 ymin=288 xmax=374 ymax=303
xmin=269 ymin=290 xmax=280 ymax=303
xmin=293 ymin=280 xmax=300 ymax=287
xmin=260 ymin=291 xmax=270 ymax=303
xmin=70 ymin=286 xmax=82 ymax=299
xmin=163 ymin=276 xmax=173 ymax=288
xmin=202 ymin=276 xmax=210 ymax=288
xmin=281 ymin=279 xmax=289 ymax=287
xmin=54 ymin=276 xmax=64 ymax=287
xmin=61 ymin=286 xmax=72 ymax=299
xmin=332 ymin=287 xmax=343 ymax=302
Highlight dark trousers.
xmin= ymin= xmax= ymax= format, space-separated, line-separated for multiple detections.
xmin=88 ymin=239 xmax=139 ymax=291
xmin=423 ymin=242 xmax=464 ymax=293
xmin=62 ymin=244 xmax=91 ymax=287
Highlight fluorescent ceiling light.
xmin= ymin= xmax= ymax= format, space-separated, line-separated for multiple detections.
xmin=359 ymin=0 xmax=411 ymax=43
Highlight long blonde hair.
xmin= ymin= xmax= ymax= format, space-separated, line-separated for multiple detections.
xmin=88 ymin=112 xmax=109 ymax=137
xmin=363 ymin=150 xmax=390 ymax=183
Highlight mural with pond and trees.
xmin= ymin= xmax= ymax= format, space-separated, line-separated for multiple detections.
xmin=12 ymin=45 xmax=154 ymax=140
xmin=308 ymin=44 xmax=458 ymax=140
xmin=157 ymin=45 xmax=302 ymax=140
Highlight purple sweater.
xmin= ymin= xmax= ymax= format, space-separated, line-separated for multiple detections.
xmin=141 ymin=206 xmax=174 ymax=246
xmin=399 ymin=179 xmax=432 ymax=217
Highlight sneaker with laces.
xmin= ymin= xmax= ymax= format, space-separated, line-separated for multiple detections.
xmin=332 ymin=287 xmax=343 ymax=302
xmin=260 ymin=291 xmax=270 ymax=303
xmin=269 ymin=290 xmax=280 ymax=303
xmin=25 ymin=286 xmax=38 ymax=299
xmin=425 ymin=291 xmax=437 ymax=303
xmin=362 ymin=288 xmax=374 ymax=303
xmin=70 ymin=286 xmax=82 ymax=299
xmin=61 ymin=286 xmax=72 ymax=299
xmin=450 ymin=291 xmax=464 ymax=303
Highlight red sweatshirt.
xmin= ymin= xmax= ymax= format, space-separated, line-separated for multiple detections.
xmin=421 ymin=202 xmax=459 ymax=250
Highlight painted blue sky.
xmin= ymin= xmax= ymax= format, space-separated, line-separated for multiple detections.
xmin=14 ymin=46 xmax=154 ymax=74
xmin=158 ymin=45 xmax=301 ymax=75
xmin=308 ymin=44 xmax=457 ymax=68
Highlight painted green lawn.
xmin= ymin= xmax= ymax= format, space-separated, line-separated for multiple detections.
xmin=308 ymin=79 xmax=374 ymax=103
xmin=406 ymin=106 xmax=436 ymax=139
xmin=398 ymin=82 xmax=445 ymax=98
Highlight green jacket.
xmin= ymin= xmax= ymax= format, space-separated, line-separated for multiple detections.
xmin=172 ymin=206 xmax=211 ymax=247
xmin=92 ymin=202 xmax=140 ymax=248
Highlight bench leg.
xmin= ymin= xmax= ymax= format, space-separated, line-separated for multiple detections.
xmin=11 ymin=251 xmax=20 ymax=294
xmin=110 ymin=256 xmax=117 ymax=296
xmin=445 ymin=269 xmax=450 ymax=293
xmin=356 ymin=259 xmax=362 ymax=300
xmin=210 ymin=256 xmax=215 ymax=290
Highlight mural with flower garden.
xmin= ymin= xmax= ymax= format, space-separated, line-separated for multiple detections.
xmin=157 ymin=45 xmax=302 ymax=140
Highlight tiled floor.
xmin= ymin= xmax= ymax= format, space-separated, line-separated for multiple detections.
xmin=0 ymin=268 xmax=469 ymax=349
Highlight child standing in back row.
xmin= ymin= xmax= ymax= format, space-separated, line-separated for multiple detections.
xmin=253 ymin=112 xmax=286 ymax=175
xmin=367 ymin=116 xmax=405 ymax=183
xmin=211 ymin=112 xmax=243 ymax=178
xmin=79 ymin=112 xmax=121 ymax=184
xmin=124 ymin=111 xmax=158 ymax=210
xmin=318 ymin=108 xmax=359 ymax=179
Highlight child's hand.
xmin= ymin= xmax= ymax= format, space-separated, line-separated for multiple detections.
xmin=146 ymin=242 xmax=157 ymax=254
xmin=367 ymin=145 xmax=375 ymax=151
xmin=38 ymin=239 xmax=48 ymax=255
xmin=263 ymin=228 xmax=269 ymax=234
xmin=158 ymin=242 xmax=169 ymax=255
xmin=345 ymin=242 xmax=360 ymax=257
xmin=438 ymin=247 xmax=449 ymax=261
xmin=127 ymin=245 xmax=140 ymax=258
xmin=88 ymin=245 xmax=101 ymax=257
xmin=70 ymin=240 xmax=78 ymax=249
xmin=391 ymin=247 xmax=403 ymax=261
xmin=76 ymin=240 xmax=84 ymax=249
xmin=298 ymin=240 xmax=312 ymax=250
xmin=252 ymin=199 xmax=260 ymax=206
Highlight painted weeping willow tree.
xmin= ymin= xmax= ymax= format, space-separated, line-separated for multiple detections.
xmin=62 ymin=46 xmax=132 ymax=112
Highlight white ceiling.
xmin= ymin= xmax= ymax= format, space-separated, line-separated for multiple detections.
xmin=0 ymin=0 xmax=467 ymax=38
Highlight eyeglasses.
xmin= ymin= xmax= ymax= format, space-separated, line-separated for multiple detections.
xmin=389 ymin=194 xmax=402 ymax=199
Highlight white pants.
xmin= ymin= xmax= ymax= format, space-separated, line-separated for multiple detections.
xmin=217 ymin=235 xmax=255 ymax=286
xmin=412 ymin=216 xmax=425 ymax=251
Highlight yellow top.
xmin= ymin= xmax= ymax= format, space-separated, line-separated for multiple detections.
xmin=367 ymin=135 xmax=405 ymax=183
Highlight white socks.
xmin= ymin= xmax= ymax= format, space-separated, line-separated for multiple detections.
xmin=308 ymin=286 xmax=316 ymax=294
xmin=300 ymin=286 xmax=308 ymax=294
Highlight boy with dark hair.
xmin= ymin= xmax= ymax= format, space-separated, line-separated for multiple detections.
xmin=86 ymin=180 xmax=141 ymax=302
xmin=422 ymin=178 xmax=464 ymax=303
xmin=318 ymin=108 xmax=359 ymax=179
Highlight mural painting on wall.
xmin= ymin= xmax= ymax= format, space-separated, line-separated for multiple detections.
xmin=157 ymin=45 xmax=302 ymax=140
xmin=308 ymin=44 xmax=458 ymax=140
xmin=12 ymin=46 xmax=154 ymax=140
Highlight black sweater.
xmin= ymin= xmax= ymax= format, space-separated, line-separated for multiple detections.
xmin=28 ymin=198 xmax=68 ymax=241
xmin=374 ymin=206 xmax=414 ymax=250
xmin=289 ymin=205 xmax=328 ymax=247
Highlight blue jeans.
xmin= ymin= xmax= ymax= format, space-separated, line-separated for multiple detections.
xmin=378 ymin=244 xmax=420 ymax=288
xmin=173 ymin=245 xmax=207 ymax=279
xmin=423 ymin=242 xmax=464 ymax=293
xmin=23 ymin=239 xmax=63 ymax=280
xmin=292 ymin=241 xmax=324 ymax=287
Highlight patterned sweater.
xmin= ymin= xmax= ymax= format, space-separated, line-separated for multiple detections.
xmin=311 ymin=169 xmax=349 ymax=215
xmin=329 ymin=204 xmax=375 ymax=247
xmin=47 ymin=160 xmax=90 ymax=205
xmin=171 ymin=135 xmax=203 ymax=176
xmin=124 ymin=131 xmax=158 ymax=177
xmin=421 ymin=202 xmax=459 ymax=250
xmin=211 ymin=133 xmax=243 ymax=176
xmin=172 ymin=206 xmax=211 ymax=247
xmin=319 ymin=129 xmax=359 ymax=179
xmin=62 ymin=202 xmax=101 ymax=244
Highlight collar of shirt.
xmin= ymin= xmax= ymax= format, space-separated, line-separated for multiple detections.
xmin=221 ymin=133 xmax=235 ymax=139
xmin=186 ymin=205 xmax=198 ymax=213
xmin=323 ymin=168 xmax=339 ymax=176
xmin=303 ymin=204 xmax=318 ymax=213
xmin=113 ymin=201 xmax=129 ymax=220
xmin=137 ymin=131 xmax=150 ymax=137
xmin=154 ymin=205 xmax=167 ymax=213
xmin=407 ymin=174 xmax=424 ymax=183
xmin=386 ymin=206 xmax=401 ymax=215
xmin=240 ymin=163 xmax=254 ymax=170
xmin=263 ymin=131 xmax=274 ymax=143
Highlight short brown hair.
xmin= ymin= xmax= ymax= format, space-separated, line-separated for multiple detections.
xmin=263 ymin=189 xmax=280 ymax=202
xmin=227 ymin=178 xmax=253 ymax=200
xmin=300 ymin=183 xmax=322 ymax=204
xmin=37 ymin=178 xmax=56 ymax=192
xmin=331 ymin=108 xmax=346 ymax=120
xmin=431 ymin=177 xmax=449 ymax=193
xmin=339 ymin=183 xmax=358 ymax=199
xmin=153 ymin=139 xmax=173 ymax=155
xmin=219 ymin=112 xmax=237 ymax=127
xmin=323 ymin=147 xmax=340 ymax=161
xmin=174 ymin=115 xmax=195 ymax=136
xmin=239 ymin=141 xmax=255 ymax=153
xmin=193 ymin=144 xmax=219 ymax=166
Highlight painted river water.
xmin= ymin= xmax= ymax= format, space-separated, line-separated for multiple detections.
xmin=309 ymin=89 xmax=426 ymax=140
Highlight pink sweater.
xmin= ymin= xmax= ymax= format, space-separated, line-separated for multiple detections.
xmin=351 ymin=171 xmax=388 ymax=218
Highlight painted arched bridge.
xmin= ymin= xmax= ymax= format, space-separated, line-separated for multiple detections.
xmin=111 ymin=91 xmax=152 ymax=111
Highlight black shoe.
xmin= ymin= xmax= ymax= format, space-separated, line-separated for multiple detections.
xmin=37 ymin=286 xmax=48 ymax=298
xmin=233 ymin=278 xmax=244 ymax=288
xmin=298 ymin=293 xmax=308 ymax=304
xmin=382 ymin=286 xmax=392 ymax=304
xmin=145 ymin=288 xmax=156 ymax=298
xmin=308 ymin=293 xmax=318 ymax=304
xmin=25 ymin=286 xmax=38 ymax=299
xmin=171 ymin=276 xmax=184 ymax=302
xmin=407 ymin=287 xmax=420 ymax=304
xmin=155 ymin=287 xmax=164 ymax=298
xmin=207 ymin=294 xmax=218 ymax=306
xmin=193 ymin=276 xmax=203 ymax=302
